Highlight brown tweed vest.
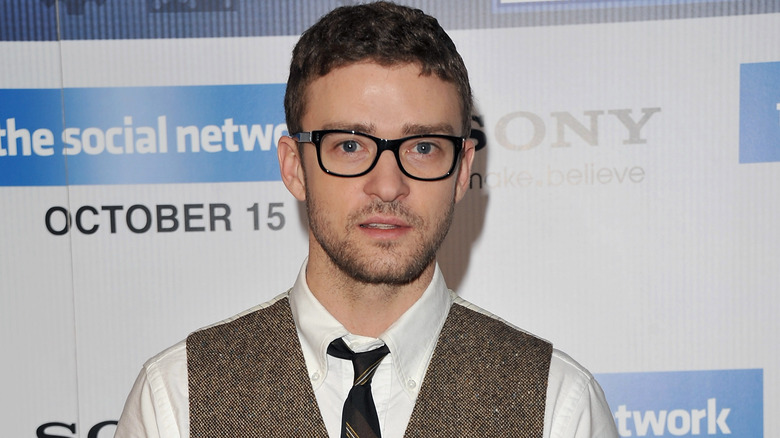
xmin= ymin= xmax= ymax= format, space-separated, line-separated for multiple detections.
xmin=187 ymin=297 xmax=552 ymax=437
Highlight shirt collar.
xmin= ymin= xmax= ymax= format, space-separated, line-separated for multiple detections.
xmin=288 ymin=258 xmax=453 ymax=397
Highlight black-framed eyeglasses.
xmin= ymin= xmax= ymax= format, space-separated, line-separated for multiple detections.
xmin=294 ymin=130 xmax=465 ymax=181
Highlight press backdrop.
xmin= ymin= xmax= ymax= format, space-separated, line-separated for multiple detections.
xmin=1 ymin=1 xmax=778 ymax=437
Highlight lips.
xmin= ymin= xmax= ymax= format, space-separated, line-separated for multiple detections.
xmin=359 ymin=214 xmax=410 ymax=228
xmin=360 ymin=223 xmax=399 ymax=229
xmin=357 ymin=214 xmax=412 ymax=236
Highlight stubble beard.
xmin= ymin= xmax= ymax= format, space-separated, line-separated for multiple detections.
xmin=306 ymin=193 xmax=454 ymax=286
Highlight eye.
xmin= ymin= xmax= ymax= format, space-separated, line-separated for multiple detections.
xmin=412 ymin=141 xmax=435 ymax=155
xmin=338 ymin=140 xmax=362 ymax=153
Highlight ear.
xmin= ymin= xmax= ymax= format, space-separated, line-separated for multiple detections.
xmin=277 ymin=135 xmax=307 ymax=201
xmin=454 ymin=138 xmax=476 ymax=203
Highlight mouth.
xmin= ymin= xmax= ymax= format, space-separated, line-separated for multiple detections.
xmin=357 ymin=214 xmax=412 ymax=237
xmin=360 ymin=223 xmax=401 ymax=230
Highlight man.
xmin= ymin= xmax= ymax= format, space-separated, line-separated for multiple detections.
xmin=115 ymin=2 xmax=618 ymax=437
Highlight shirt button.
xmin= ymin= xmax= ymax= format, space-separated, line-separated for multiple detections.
xmin=311 ymin=372 xmax=320 ymax=381
xmin=407 ymin=379 xmax=416 ymax=389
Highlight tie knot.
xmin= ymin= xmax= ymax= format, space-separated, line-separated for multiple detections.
xmin=328 ymin=338 xmax=390 ymax=386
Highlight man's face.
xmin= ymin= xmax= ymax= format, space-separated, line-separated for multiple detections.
xmin=285 ymin=62 xmax=474 ymax=285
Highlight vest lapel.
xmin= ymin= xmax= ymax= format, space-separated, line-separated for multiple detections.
xmin=187 ymin=297 xmax=329 ymax=437
xmin=404 ymin=302 xmax=552 ymax=438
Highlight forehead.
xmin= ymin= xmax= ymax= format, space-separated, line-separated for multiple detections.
xmin=301 ymin=62 xmax=461 ymax=135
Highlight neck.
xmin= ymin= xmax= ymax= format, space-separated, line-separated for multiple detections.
xmin=305 ymin=248 xmax=435 ymax=338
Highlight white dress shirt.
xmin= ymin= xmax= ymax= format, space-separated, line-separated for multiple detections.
xmin=291 ymin=259 xmax=451 ymax=437
xmin=115 ymin=260 xmax=619 ymax=438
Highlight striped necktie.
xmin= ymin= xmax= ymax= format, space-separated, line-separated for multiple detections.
xmin=328 ymin=338 xmax=390 ymax=438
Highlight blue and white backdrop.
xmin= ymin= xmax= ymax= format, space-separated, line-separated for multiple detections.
xmin=1 ymin=1 xmax=778 ymax=437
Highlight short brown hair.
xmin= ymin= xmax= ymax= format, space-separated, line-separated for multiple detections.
xmin=284 ymin=1 xmax=473 ymax=136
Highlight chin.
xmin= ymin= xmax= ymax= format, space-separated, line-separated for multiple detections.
xmin=335 ymin=251 xmax=434 ymax=286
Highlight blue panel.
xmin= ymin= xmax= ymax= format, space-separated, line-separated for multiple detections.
xmin=0 ymin=84 xmax=287 ymax=186
xmin=0 ymin=0 xmax=59 ymax=41
xmin=740 ymin=62 xmax=780 ymax=164
xmin=2 ymin=0 xmax=778 ymax=41
xmin=596 ymin=369 xmax=763 ymax=437
xmin=0 ymin=89 xmax=67 ymax=185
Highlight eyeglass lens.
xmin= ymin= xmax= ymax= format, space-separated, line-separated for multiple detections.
xmin=317 ymin=131 xmax=457 ymax=179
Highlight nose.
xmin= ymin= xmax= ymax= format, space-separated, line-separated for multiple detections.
xmin=362 ymin=150 xmax=410 ymax=202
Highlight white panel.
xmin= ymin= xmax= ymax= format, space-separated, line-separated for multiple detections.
xmin=60 ymin=37 xmax=296 ymax=87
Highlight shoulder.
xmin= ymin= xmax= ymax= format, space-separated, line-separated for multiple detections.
xmin=450 ymin=294 xmax=551 ymax=346
xmin=547 ymin=348 xmax=600 ymax=405
xmin=549 ymin=348 xmax=597 ymax=391
xmin=136 ymin=288 xmax=289 ymax=381
xmin=451 ymin=294 xmax=618 ymax=438
xmin=116 ymin=292 xmax=293 ymax=437
xmin=445 ymin=295 xmax=553 ymax=381
xmin=545 ymin=349 xmax=619 ymax=437
xmin=186 ymin=291 xmax=294 ymax=356
xmin=450 ymin=296 xmax=596 ymax=391
xmin=189 ymin=291 xmax=290 ymax=336
xmin=125 ymin=294 xmax=290 ymax=405
xmin=142 ymin=339 xmax=188 ymax=384
xmin=450 ymin=296 xmax=597 ymax=389
xmin=128 ymin=290 xmax=291 ymax=410
xmin=115 ymin=340 xmax=189 ymax=438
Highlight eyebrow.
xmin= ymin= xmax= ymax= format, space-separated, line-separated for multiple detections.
xmin=319 ymin=122 xmax=457 ymax=137
xmin=402 ymin=123 xmax=456 ymax=136
xmin=321 ymin=122 xmax=376 ymax=133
